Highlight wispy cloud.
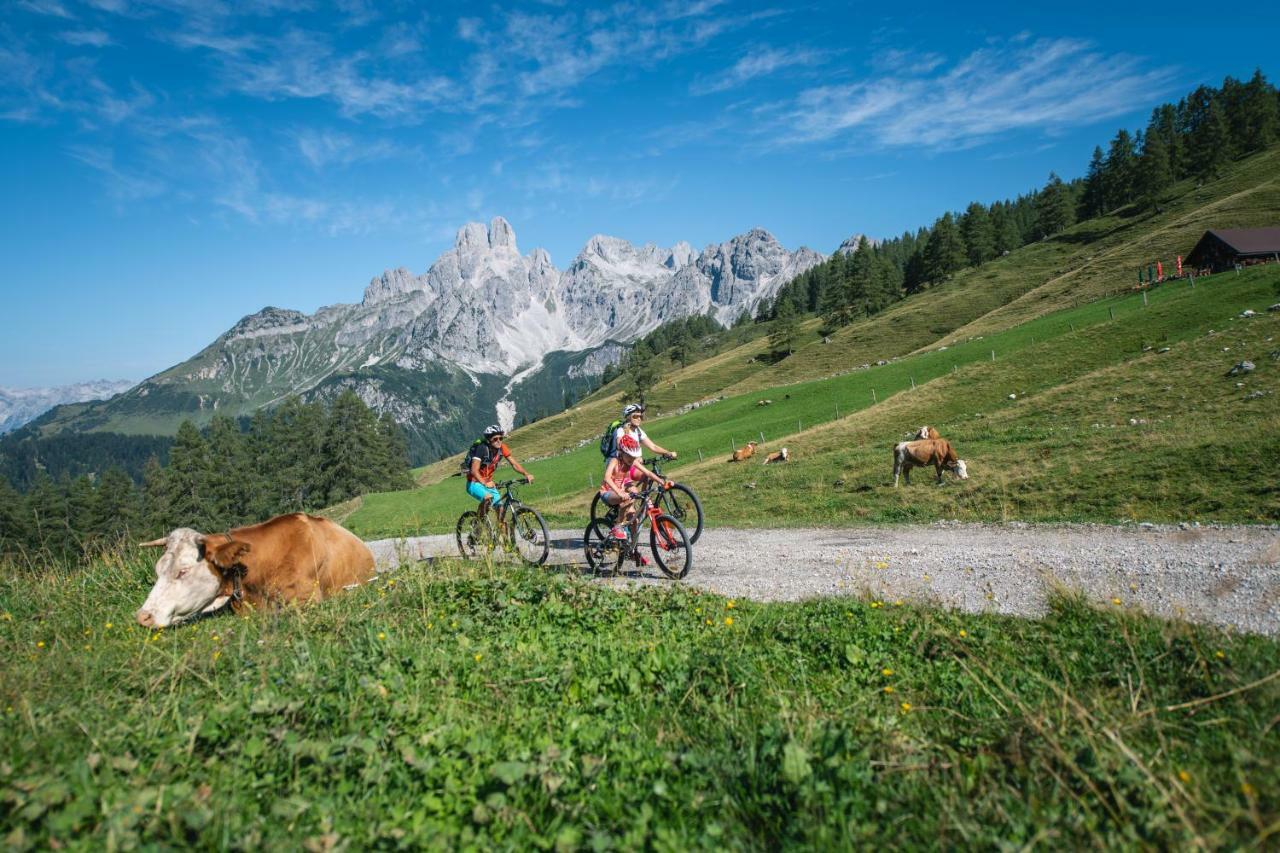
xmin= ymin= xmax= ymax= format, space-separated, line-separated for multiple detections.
xmin=17 ymin=0 xmax=73 ymax=18
xmin=691 ymin=45 xmax=827 ymax=95
xmin=755 ymin=37 xmax=1177 ymax=151
xmin=293 ymin=128 xmax=407 ymax=169
xmin=59 ymin=29 xmax=113 ymax=47
xmin=66 ymin=144 xmax=165 ymax=200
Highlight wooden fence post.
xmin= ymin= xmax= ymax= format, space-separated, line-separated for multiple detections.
xmin=872 ymin=389 xmax=877 ymax=403
xmin=697 ymin=448 xmax=703 ymax=462
xmin=990 ymin=350 xmax=996 ymax=362
xmin=1142 ymin=290 xmax=1148 ymax=306
xmin=910 ymin=376 xmax=916 ymax=390
xmin=1109 ymin=307 xmax=1115 ymax=321
xmin=759 ymin=431 xmax=766 ymax=444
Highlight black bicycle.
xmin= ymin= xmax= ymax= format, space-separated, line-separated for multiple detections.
xmin=583 ymin=480 xmax=692 ymax=579
xmin=455 ymin=479 xmax=550 ymax=566
xmin=589 ymin=455 xmax=704 ymax=544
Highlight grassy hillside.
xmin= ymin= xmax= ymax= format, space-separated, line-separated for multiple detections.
xmin=344 ymin=265 xmax=1280 ymax=538
xmin=2 ymin=555 xmax=1276 ymax=847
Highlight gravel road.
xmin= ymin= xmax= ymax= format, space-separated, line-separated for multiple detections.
xmin=366 ymin=523 xmax=1280 ymax=636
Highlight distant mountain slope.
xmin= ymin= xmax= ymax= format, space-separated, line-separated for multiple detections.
xmin=0 ymin=380 xmax=134 ymax=433
xmin=32 ymin=219 xmax=823 ymax=463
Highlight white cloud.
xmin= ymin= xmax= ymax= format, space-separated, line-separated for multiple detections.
xmin=691 ymin=46 xmax=827 ymax=95
xmin=59 ymin=30 xmax=113 ymax=47
xmin=755 ymin=37 xmax=1177 ymax=152
xmin=294 ymin=128 xmax=405 ymax=169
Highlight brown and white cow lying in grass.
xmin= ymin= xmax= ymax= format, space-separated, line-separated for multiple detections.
xmin=893 ymin=439 xmax=968 ymax=486
xmin=763 ymin=447 xmax=789 ymax=464
xmin=729 ymin=441 xmax=758 ymax=462
xmin=135 ymin=513 xmax=375 ymax=628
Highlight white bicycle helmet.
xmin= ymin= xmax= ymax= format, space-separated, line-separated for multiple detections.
xmin=482 ymin=424 xmax=505 ymax=438
xmin=622 ymin=403 xmax=645 ymax=418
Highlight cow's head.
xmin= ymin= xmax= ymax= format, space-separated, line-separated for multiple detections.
xmin=916 ymin=426 xmax=931 ymax=440
xmin=135 ymin=529 xmax=251 ymax=628
xmin=953 ymin=459 xmax=969 ymax=480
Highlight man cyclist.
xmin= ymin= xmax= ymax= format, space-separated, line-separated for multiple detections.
xmin=466 ymin=425 xmax=533 ymax=530
xmin=612 ymin=403 xmax=676 ymax=463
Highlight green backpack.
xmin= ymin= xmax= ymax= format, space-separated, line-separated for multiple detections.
xmin=598 ymin=420 xmax=624 ymax=458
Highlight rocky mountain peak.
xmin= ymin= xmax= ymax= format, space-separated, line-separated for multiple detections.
xmin=836 ymin=233 xmax=880 ymax=255
xmin=488 ymin=216 xmax=517 ymax=251
xmin=362 ymin=267 xmax=424 ymax=306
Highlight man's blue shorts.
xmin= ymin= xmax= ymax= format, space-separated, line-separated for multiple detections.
xmin=467 ymin=481 xmax=502 ymax=503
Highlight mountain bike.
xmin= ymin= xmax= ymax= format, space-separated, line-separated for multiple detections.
xmin=583 ymin=480 xmax=692 ymax=579
xmin=589 ymin=455 xmax=704 ymax=544
xmin=455 ymin=479 xmax=550 ymax=566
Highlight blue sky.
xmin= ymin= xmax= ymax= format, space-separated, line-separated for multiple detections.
xmin=2 ymin=0 xmax=1277 ymax=387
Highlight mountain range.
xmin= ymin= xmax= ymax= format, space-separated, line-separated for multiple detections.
xmin=0 ymin=380 xmax=135 ymax=434
xmin=29 ymin=218 xmax=825 ymax=463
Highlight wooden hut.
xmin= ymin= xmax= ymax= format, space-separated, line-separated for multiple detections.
xmin=1184 ymin=227 xmax=1280 ymax=272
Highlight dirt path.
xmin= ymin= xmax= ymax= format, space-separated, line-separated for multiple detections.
xmin=366 ymin=523 xmax=1280 ymax=635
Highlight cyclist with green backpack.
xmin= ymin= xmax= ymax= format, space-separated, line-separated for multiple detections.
xmin=601 ymin=403 xmax=676 ymax=464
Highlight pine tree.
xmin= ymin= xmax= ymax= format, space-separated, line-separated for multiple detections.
xmin=1135 ymin=128 xmax=1172 ymax=209
xmin=376 ymin=413 xmax=413 ymax=492
xmin=1239 ymin=69 xmax=1279 ymax=152
xmin=205 ymin=416 xmax=251 ymax=527
xmin=0 ymin=475 xmax=28 ymax=555
xmin=166 ymin=421 xmax=214 ymax=529
xmin=960 ymin=202 xmax=995 ymax=266
xmin=1078 ymin=146 xmax=1107 ymax=218
xmin=320 ymin=390 xmax=385 ymax=506
xmin=1034 ymin=172 xmax=1075 ymax=238
xmin=92 ymin=467 xmax=139 ymax=544
xmin=768 ymin=298 xmax=800 ymax=355
xmin=1102 ymin=129 xmax=1137 ymax=209
xmin=141 ymin=455 xmax=172 ymax=535
xmin=753 ymin=297 xmax=773 ymax=323
xmin=991 ymin=203 xmax=1020 ymax=255
xmin=67 ymin=474 xmax=97 ymax=547
xmin=1183 ymin=85 xmax=1229 ymax=178
xmin=268 ymin=398 xmax=327 ymax=512
xmin=26 ymin=472 xmax=69 ymax=556
xmin=922 ymin=213 xmax=965 ymax=284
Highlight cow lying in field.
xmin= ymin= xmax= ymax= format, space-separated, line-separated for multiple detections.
xmin=893 ymin=439 xmax=968 ymax=486
xmin=763 ymin=447 xmax=789 ymax=464
xmin=729 ymin=441 xmax=758 ymax=462
xmin=915 ymin=425 xmax=942 ymax=441
xmin=135 ymin=513 xmax=375 ymax=628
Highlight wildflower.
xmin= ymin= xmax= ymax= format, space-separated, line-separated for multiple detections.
xmin=882 ymin=668 xmax=894 ymax=677
xmin=474 ymin=653 xmax=483 ymax=662
xmin=695 ymin=607 xmax=702 ymax=615
xmin=883 ymin=686 xmax=894 ymax=694
xmin=377 ymin=632 xmax=386 ymax=641
xmin=726 ymin=600 xmax=736 ymax=609
xmin=1112 ymin=598 xmax=1122 ymax=606
xmin=705 ymin=619 xmax=712 ymax=625
xmin=1178 ymin=770 xmax=1192 ymax=783
xmin=1242 ymin=782 xmax=1256 ymax=797
xmin=104 ymin=622 xmax=113 ymax=630
xmin=1215 ymin=650 xmax=1225 ymax=659
xmin=0 ymin=612 xmax=10 ymax=621
xmin=36 ymin=641 xmax=45 ymax=649
xmin=893 ymin=600 xmax=903 ymax=607
xmin=427 ymin=623 xmax=433 ymax=630
xmin=724 ymin=617 xmax=734 ymax=626
xmin=388 ymin=579 xmax=396 ymax=586
xmin=83 ymin=644 xmax=91 ymax=651
xmin=900 ymin=702 xmax=912 ymax=713
xmin=958 ymin=629 xmax=968 ymax=638
xmin=212 ymin=650 xmax=221 ymax=661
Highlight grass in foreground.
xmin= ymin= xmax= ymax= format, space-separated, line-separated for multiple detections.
xmin=1 ymin=555 xmax=1277 ymax=848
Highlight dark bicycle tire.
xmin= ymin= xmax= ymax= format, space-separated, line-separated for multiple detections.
xmin=658 ymin=483 xmax=704 ymax=544
xmin=455 ymin=510 xmax=495 ymax=559
xmin=583 ymin=521 xmax=624 ymax=575
xmin=588 ymin=490 xmax=619 ymax=541
xmin=649 ymin=513 xmax=692 ymax=579
xmin=510 ymin=506 xmax=550 ymax=566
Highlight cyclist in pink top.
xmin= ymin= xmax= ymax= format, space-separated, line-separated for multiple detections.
xmin=600 ymin=433 xmax=670 ymax=543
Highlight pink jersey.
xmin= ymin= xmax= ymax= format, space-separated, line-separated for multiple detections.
xmin=601 ymin=461 xmax=642 ymax=494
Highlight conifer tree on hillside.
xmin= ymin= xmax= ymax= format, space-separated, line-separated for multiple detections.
xmin=26 ymin=472 xmax=69 ymax=556
xmin=1035 ymin=172 xmax=1076 ymax=237
xmin=205 ymin=415 xmax=253 ymax=528
xmin=91 ymin=467 xmax=139 ymax=542
xmin=922 ymin=212 xmax=966 ymax=284
xmin=0 ymin=475 xmax=28 ymax=554
xmin=1103 ymin=129 xmax=1137 ymax=210
xmin=67 ymin=475 xmax=97 ymax=545
xmin=1239 ymin=69 xmax=1279 ymax=151
xmin=165 ymin=421 xmax=214 ymax=530
xmin=768 ymin=298 xmax=800 ymax=355
xmin=268 ymin=398 xmax=327 ymax=512
xmin=320 ymin=390 xmax=385 ymax=506
xmin=1079 ymin=146 xmax=1106 ymax=219
xmin=376 ymin=413 xmax=413 ymax=492
xmin=960 ymin=202 xmax=996 ymax=266
xmin=1183 ymin=85 xmax=1230 ymax=178
xmin=1135 ymin=128 xmax=1173 ymax=209
xmin=141 ymin=456 xmax=171 ymax=536
xmin=990 ymin=202 xmax=1021 ymax=256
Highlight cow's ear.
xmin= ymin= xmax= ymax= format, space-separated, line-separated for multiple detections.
xmin=208 ymin=540 xmax=251 ymax=570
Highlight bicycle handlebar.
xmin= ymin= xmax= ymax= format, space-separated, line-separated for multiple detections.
xmin=495 ymin=479 xmax=522 ymax=489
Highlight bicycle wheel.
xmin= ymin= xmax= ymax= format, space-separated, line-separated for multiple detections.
xmin=455 ymin=510 xmax=495 ymax=559
xmin=510 ymin=506 xmax=549 ymax=566
xmin=588 ymin=491 xmax=620 ymax=540
xmin=659 ymin=483 xmax=704 ymax=544
xmin=583 ymin=521 xmax=625 ymax=575
xmin=649 ymin=513 xmax=692 ymax=579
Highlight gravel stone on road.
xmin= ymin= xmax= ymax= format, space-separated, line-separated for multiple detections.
xmin=366 ymin=522 xmax=1280 ymax=636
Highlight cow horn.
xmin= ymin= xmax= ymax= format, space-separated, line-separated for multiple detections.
xmin=136 ymin=538 xmax=168 ymax=548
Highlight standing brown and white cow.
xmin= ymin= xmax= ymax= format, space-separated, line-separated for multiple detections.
xmin=135 ymin=513 xmax=375 ymax=628
xmin=893 ymin=439 xmax=968 ymax=486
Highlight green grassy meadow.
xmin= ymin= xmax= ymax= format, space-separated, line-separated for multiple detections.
xmin=2 ymin=555 xmax=1277 ymax=848
xmin=344 ymin=265 xmax=1280 ymax=538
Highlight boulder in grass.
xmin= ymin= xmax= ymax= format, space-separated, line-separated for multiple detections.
xmin=1240 ymin=309 xmax=1256 ymax=318
xmin=1268 ymin=303 xmax=1280 ymax=312
xmin=1226 ymin=361 xmax=1255 ymax=376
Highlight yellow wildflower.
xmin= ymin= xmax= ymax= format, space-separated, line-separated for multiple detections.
xmin=694 ymin=607 xmax=702 ymax=615
xmin=705 ymin=618 xmax=712 ymax=625
xmin=1242 ymin=782 xmax=1256 ymax=797
xmin=900 ymin=702 xmax=912 ymax=713
xmin=882 ymin=668 xmax=894 ymax=677
xmin=1 ymin=612 xmax=11 ymax=621
xmin=724 ymin=617 xmax=734 ymax=626
xmin=1215 ymin=650 xmax=1225 ymax=659
xmin=212 ymin=650 xmax=221 ymax=661
xmin=83 ymin=644 xmax=91 ymax=651
xmin=958 ymin=629 xmax=967 ymax=638
xmin=474 ymin=653 xmax=483 ymax=662
xmin=1112 ymin=598 xmax=1122 ymax=605
xmin=377 ymin=632 xmax=386 ymax=641
xmin=893 ymin=600 xmax=903 ymax=607
xmin=726 ymin=600 xmax=736 ymax=609
xmin=104 ymin=622 xmax=113 ymax=629
xmin=883 ymin=686 xmax=894 ymax=694
xmin=1178 ymin=770 xmax=1191 ymax=783
xmin=36 ymin=641 xmax=45 ymax=649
